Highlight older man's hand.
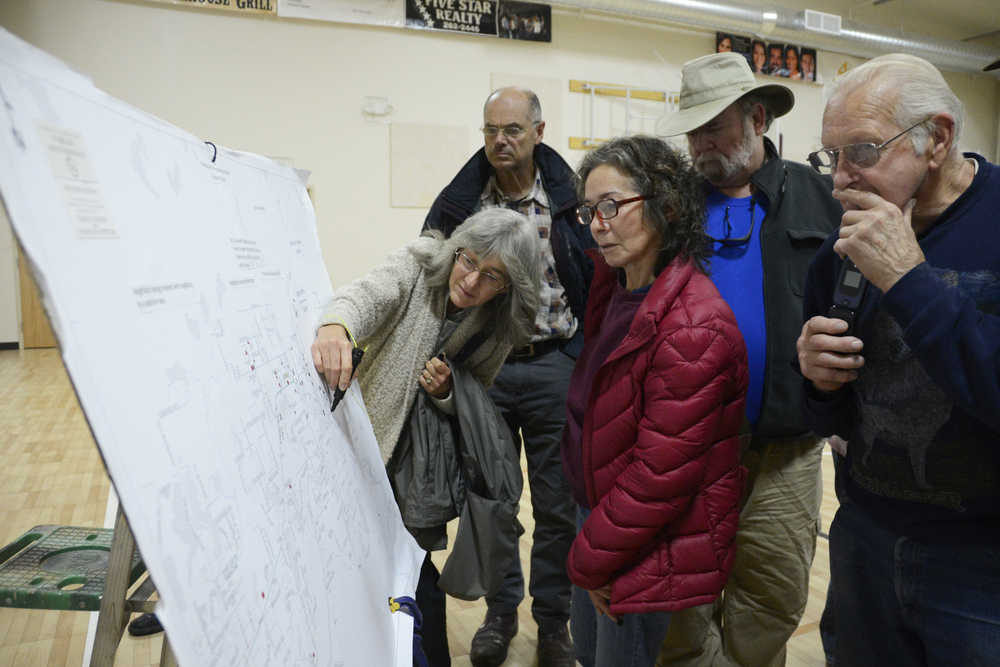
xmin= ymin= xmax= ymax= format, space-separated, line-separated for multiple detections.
xmin=832 ymin=190 xmax=926 ymax=293
xmin=797 ymin=316 xmax=865 ymax=393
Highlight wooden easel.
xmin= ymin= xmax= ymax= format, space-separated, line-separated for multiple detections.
xmin=0 ymin=505 xmax=177 ymax=666
xmin=91 ymin=505 xmax=177 ymax=667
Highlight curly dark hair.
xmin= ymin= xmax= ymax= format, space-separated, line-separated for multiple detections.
xmin=576 ymin=135 xmax=709 ymax=274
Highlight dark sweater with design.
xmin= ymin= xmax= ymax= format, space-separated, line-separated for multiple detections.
xmin=802 ymin=154 xmax=1000 ymax=541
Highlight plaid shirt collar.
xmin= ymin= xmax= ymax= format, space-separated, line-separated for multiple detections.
xmin=480 ymin=166 xmax=549 ymax=211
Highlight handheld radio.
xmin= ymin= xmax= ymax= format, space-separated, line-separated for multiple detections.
xmin=827 ymin=258 xmax=868 ymax=337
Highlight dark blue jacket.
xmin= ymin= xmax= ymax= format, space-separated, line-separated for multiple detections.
xmin=801 ymin=153 xmax=1000 ymax=537
xmin=422 ymin=143 xmax=595 ymax=356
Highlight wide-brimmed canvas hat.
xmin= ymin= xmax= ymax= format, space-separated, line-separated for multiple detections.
xmin=656 ymin=52 xmax=795 ymax=137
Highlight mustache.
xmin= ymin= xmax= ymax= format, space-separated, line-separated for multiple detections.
xmin=694 ymin=152 xmax=728 ymax=167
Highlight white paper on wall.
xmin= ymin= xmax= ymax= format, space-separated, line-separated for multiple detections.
xmin=278 ymin=0 xmax=406 ymax=28
xmin=390 ymin=122 xmax=470 ymax=208
xmin=0 ymin=27 xmax=423 ymax=666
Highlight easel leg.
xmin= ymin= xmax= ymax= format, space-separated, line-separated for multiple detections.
xmin=90 ymin=505 xmax=135 ymax=667
xmin=161 ymin=634 xmax=179 ymax=667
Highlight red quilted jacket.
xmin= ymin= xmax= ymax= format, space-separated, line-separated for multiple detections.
xmin=566 ymin=252 xmax=748 ymax=614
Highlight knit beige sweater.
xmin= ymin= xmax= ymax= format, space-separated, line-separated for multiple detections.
xmin=319 ymin=237 xmax=509 ymax=464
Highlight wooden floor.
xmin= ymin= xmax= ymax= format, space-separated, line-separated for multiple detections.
xmin=0 ymin=348 xmax=835 ymax=666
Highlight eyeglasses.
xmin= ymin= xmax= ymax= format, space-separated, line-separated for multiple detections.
xmin=807 ymin=119 xmax=929 ymax=174
xmin=481 ymin=123 xmax=536 ymax=139
xmin=709 ymin=201 xmax=755 ymax=246
xmin=454 ymin=249 xmax=507 ymax=292
xmin=576 ymin=195 xmax=650 ymax=226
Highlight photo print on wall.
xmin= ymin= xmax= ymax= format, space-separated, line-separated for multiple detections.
xmin=718 ymin=32 xmax=817 ymax=81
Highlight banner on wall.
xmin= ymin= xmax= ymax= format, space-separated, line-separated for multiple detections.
xmin=716 ymin=31 xmax=818 ymax=82
xmin=145 ymin=0 xmax=277 ymax=14
xmin=497 ymin=1 xmax=550 ymax=42
xmin=404 ymin=0 xmax=550 ymax=41
xmin=405 ymin=0 xmax=498 ymax=36
xmin=278 ymin=0 xmax=405 ymax=27
xmin=148 ymin=0 xmax=552 ymax=42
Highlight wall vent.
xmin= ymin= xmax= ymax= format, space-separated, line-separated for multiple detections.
xmin=804 ymin=9 xmax=842 ymax=35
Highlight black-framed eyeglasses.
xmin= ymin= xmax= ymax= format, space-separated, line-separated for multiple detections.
xmin=807 ymin=118 xmax=929 ymax=174
xmin=576 ymin=195 xmax=650 ymax=226
xmin=709 ymin=201 xmax=755 ymax=246
xmin=454 ymin=249 xmax=507 ymax=292
xmin=481 ymin=123 xmax=538 ymax=139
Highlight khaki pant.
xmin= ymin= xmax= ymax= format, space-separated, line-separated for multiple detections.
xmin=657 ymin=436 xmax=824 ymax=667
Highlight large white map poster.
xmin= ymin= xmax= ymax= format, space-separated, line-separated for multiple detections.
xmin=0 ymin=28 xmax=424 ymax=666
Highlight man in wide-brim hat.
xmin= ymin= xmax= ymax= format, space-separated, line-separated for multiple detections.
xmin=655 ymin=51 xmax=843 ymax=667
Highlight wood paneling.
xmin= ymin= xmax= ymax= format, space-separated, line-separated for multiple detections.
xmin=17 ymin=248 xmax=56 ymax=349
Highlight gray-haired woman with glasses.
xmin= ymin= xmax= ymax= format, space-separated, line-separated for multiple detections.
xmin=312 ymin=206 xmax=540 ymax=464
xmin=310 ymin=207 xmax=540 ymax=667
xmin=561 ymin=135 xmax=748 ymax=667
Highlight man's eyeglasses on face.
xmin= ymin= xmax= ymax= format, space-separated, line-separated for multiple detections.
xmin=576 ymin=195 xmax=650 ymax=226
xmin=454 ymin=249 xmax=507 ymax=292
xmin=807 ymin=118 xmax=929 ymax=174
xmin=481 ymin=123 xmax=535 ymax=139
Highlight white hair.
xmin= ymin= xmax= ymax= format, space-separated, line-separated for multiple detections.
xmin=829 ymin=53 xmax=965 ymax=157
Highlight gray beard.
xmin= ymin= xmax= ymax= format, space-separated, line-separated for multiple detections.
xmin=693 ymin=120 xmax=755 ymax=186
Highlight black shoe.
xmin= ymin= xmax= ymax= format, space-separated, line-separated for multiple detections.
xmin=127 ymin=613 xmax=163 ymax=637
xmin=470 ymin=610 xmax=518 ymax=667
xmin=537 ymin=624 xmax=575 ymax=667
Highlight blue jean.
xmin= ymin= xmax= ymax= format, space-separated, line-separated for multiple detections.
xmin=829 ymin=499 xmax=1000 ymax=666
xmin=570 ymin=507 xmax=671 ymax=667
xmin=819 ymin=451 xmax=846 ymax=665
xmin=415 ymin=553 xmax=450 ymax=667
xmin=486 ymin=348 xmax=577 ymax=631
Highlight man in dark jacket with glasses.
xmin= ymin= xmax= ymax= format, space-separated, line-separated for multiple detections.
xmin=656 ymin=52 xmax=840 ymax=667
xmin=422 ymin=86 xmax=594 ymax=667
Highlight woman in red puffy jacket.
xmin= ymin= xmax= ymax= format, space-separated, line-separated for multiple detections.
xmin=560 ymin=135 xmax=748 ymax=667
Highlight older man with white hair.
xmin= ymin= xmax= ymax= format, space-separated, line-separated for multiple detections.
xmin=798 ymin=53 xmax=1000 ymax=665
xmin=655 ymin=52 xmax=841 ymax=667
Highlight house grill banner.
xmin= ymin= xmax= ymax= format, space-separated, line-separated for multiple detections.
xmin=145 ymin=0 xmax=276 ymax=14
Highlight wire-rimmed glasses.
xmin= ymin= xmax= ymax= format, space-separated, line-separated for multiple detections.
xmin=454 ymin=249 xmax=507 ymax=292
xmin=807 ymin=118 xmax=930 ymax=174
xmin=480 ymin=123 xmax=538 ymax=139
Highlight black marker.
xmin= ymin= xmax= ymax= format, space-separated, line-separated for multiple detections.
xmin=331 ymin=347 xmax=365 ymax=413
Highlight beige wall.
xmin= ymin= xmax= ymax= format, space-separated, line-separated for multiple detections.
xmin=0 ymin=0 xmax=997 ymax=342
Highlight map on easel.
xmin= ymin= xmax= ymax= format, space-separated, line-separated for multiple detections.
xmin=0 ymin=27 xmax=424 ymax=666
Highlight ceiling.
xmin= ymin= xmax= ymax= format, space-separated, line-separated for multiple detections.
xmin=780 ymin=0 xmax=1000 ymax=52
